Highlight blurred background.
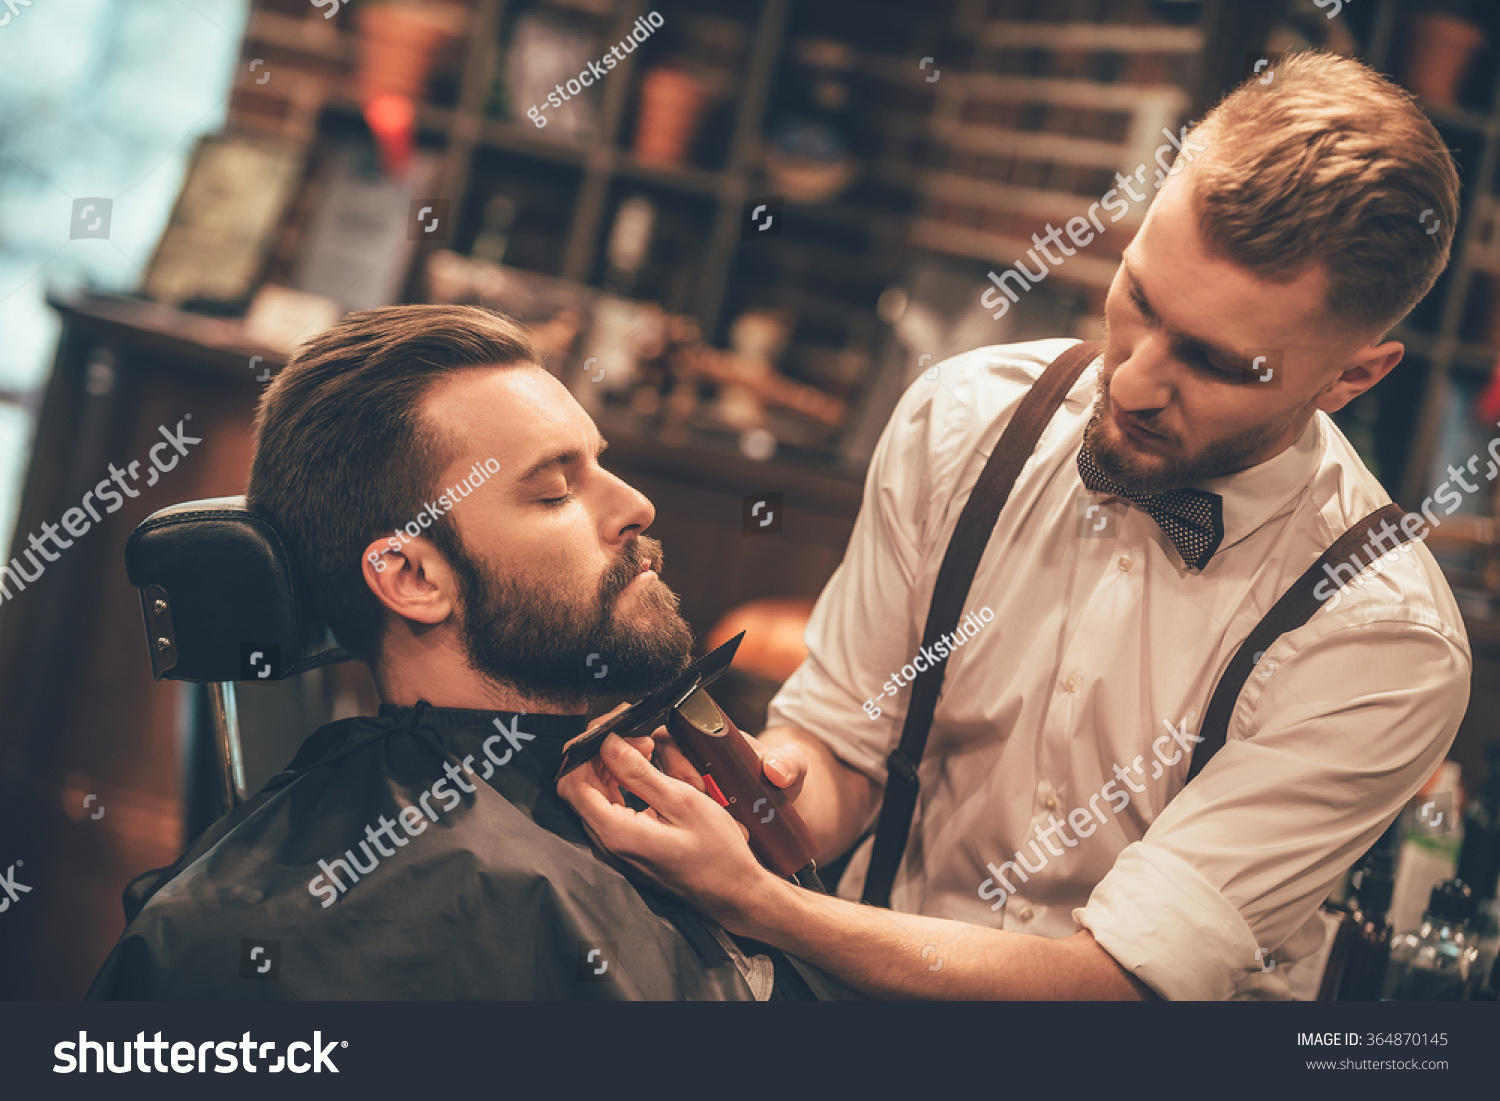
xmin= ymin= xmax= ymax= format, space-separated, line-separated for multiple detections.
xmin=4 ymin=0 xmax=1500 ymax=999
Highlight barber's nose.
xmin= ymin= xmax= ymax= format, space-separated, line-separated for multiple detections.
xmin=1110 ymin=338 xmax=1173 ymax=414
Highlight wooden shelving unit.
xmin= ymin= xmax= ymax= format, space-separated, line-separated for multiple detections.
xmin=239 ymin=0 xmax=948 ymax=448
xmin=1346 ymin=0 xmax=1500 ymax=510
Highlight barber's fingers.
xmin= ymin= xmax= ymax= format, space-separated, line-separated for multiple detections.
xmin=558 ymin=745 xmax=668 ymax=832
xmin=557 ymin=757 xmax=621 ymax=820
xmin=597 ymin=733 xmax=700 ymax=820
xmin=559 ymin=748 xmax=629 ymax=809
xmin=650 ymin=727 xmax=804 ymax=800
xmin=649 ymin=728 xmax=707 ymax=791
xmin=560 ymin=738 xmax=705 ymax=861
xmin=754 ymin=740 xmax=806 ymax=800
xmin=598 ymin=736 xmax=754 ymax=858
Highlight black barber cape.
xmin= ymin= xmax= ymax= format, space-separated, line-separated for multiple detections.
xmin=88 ymin=703 xmax=839 ymax=1000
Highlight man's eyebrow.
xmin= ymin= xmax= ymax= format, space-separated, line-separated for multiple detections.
xmin=1123 ymin=258 xmax=1245 ymax=369
xmin=515 ymin=435 xmax=608 ymax=484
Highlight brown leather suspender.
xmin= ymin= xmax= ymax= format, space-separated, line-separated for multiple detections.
xmin=862 ymin=340 xmax=1100 ymax=907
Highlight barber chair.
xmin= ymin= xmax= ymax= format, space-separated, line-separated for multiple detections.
xmin=124 ymin=496 xmax=351 ymax=821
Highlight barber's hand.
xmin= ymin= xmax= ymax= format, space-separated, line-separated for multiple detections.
xmin=557 ymin=732 xmax=770 ymax=922
xmin=650 ymin=727 xmax=807 ymax=804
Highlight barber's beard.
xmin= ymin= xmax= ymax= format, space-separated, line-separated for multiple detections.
xmin=449 ymin=533 xmax=693 ymax=702
xmin=1083 ymin=340 xmax=1301 ymax=496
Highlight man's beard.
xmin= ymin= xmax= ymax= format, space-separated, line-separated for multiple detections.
xmin=446 ymin=532 xmax=693 ymax=703
xmin=1083 ymin=330 xmax=1302 ymax=495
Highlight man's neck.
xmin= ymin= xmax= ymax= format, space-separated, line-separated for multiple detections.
xmin=373 ymin=661 xmax=587 ymax=715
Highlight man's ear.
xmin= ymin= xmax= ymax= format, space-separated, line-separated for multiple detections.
xmin=361 ymin=535 xmax=455 ymax=626
xmin=1316 ymin=339 xmax=1404 ymax=414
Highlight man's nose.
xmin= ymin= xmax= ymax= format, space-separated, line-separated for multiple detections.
xmin=1109 ymin=335 xmax=1174 ymax=415
xmin=601 ymin=468 xmax=655 ymax=539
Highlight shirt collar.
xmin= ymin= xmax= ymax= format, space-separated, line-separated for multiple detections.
xmin=376 ymin=701 xmax=589 ymax=773
xmin=1196 ymin=412 xmax=1324 ymax=553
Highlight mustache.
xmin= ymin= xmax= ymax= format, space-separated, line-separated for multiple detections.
xmin=598 ymin=535 xmax=665 ymax=607
xmin=1096 ymin=367 xmax=1173 ymax=446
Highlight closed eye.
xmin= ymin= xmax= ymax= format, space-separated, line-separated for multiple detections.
xmin=1123 ymin=260 xmax=1243 ymax=378
xmin=541 ymin=493 xmax=574 ymax=507
xmin=1183 ymin=345 xmax=1240 ymax=378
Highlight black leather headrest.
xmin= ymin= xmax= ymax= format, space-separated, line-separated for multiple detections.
xmin=124 ymin=496 xmax=352 ymax=682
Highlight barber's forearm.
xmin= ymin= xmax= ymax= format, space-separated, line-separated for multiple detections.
xmin=720 ymin=872 xmax=1156 ymax=1000
xmin=758 ymin=724 xmax=880 ymax=858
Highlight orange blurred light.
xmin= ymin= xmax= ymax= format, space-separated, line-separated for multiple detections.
xmin=364 ymin=93 xmax=415 ymax=179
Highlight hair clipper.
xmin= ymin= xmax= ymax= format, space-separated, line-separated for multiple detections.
xmin=556 ymin=632 xmax=823 ymax=889
xmin=668 ymin=686 xmax=820 ymax=885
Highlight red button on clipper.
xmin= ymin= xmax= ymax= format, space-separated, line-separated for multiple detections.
xmin=701 ymin=773 xmax=730 ymax=807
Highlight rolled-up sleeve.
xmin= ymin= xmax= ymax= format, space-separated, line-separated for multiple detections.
xmin=1076 ymin=605 xmax=1470 ymax=1000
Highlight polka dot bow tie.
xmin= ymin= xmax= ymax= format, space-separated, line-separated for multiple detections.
xmin=1076 ymin=441 xmax=1225 ymax=570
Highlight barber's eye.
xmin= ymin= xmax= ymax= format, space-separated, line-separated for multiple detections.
xmin=1193 ymin=351 xmax=1236 ymax=377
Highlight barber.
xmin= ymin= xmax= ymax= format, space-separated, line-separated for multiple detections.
xmin=559 ymin=53 xmax=1472 ymax=999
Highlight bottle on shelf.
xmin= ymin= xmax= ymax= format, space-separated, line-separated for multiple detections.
xmin=1456 ymin=742 xmax=1500 ymax=991
xmin=602 ymin=196 xmax=656 ymax=298
xmin=1380 ymin=878 xmax=1481 ymax=1000
xmin=1329 ymin=843 xmax=1398 ymax=1001
xmin=1389 ymin=761 xmax=1461 ymax=933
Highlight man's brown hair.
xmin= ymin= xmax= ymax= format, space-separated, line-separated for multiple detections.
xmin=1188 ymin=50 xmax=1459 ymax=335
xmin=247 ymin=304 xmax=536 ymax=664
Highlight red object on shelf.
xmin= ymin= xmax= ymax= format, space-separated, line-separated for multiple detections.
xmin=1478 ymin=353 xmax=1500 ymax=425
xmin=364 ymin=93 xmax=414 ymax=180
xmin=1400 ymin=12 xmax=1486 ymax=110
xmin=355 ymin=3 xmax=462 ymax=179
xmin=634 ymin=67 xmax=709 ymax=168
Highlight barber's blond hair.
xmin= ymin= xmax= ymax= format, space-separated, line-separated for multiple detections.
xmin=1188 ymin=50 xmax=1458 ymax=335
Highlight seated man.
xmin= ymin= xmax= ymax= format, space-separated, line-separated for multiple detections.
xmin=88 ymin=304 xmax=830 ymax=1000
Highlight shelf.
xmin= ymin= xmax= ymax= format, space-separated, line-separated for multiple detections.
xmin=613 ymin=155 xmax=727 ymax=197
xmin=472 ymin=119 xmax=733 ymax=198
xmin=595 ymin=407 xmax=862 ymax=507
xmin=320 ymin=94 xmax=460 ymax=144
xmin=244 ymin=10 xmax=350 ymax=62
xmin=1450 ymin=343 xmax=1500 ymax=372
xmin=975 ymin=22 xmax=1204 ymax=52
xmin=1421 ymin=98 xmax=1496 ymax=135
xmin=1394 ymin=326 xmax=1435 ymax=356
xmin=476 ymin=118 xmax=591 ymax=167
xmin=44 ymin=292 xmax=287 ymax=385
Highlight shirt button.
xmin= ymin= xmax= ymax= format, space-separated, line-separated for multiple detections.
xmin=1062 ymin=672 xmax=1081 ymax=693
xmin=1118 ymin=554 xmax=1133 ymax=571
xmin=1043 ymin=792 xmax=1060 ymax=811
xmin=1018 ymin=905 xmax=1035 ymax=922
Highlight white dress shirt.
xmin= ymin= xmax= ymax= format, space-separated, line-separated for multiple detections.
xmin=766 ymin=338 xmax=1472 ymax=1000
